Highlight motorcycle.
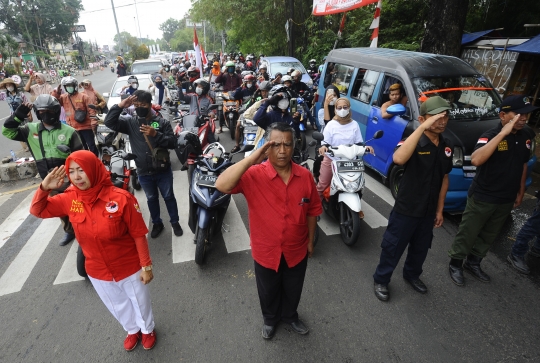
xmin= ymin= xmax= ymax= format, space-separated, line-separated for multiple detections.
xmin=222 ymin=92 xmax=240 ymax=139
xmin=311 ymin=130 xmax=384 ymax=246
xmin=187 ymin=142 xmax=253 ymax=265
xmin=173 ymin=104 xmax=218 ymax=163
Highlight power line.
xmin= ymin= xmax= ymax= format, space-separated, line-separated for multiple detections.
xmin=81 ymin=0 xmax=166 ymax=14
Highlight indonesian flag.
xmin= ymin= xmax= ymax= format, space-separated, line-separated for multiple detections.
xmin=313 ymin=0 xmax=379 ymax=16
xmin=185 ymin=50 xmax=189 ymax=62
xmin=370 ymin=1 xmax=382 ymax=48
xmin=18 ymin=51 xmax=23 ymax=64
xmin=337 ymin=12 xmax=347 ymax=38
xmin=201 ymin=44 xmax=208 ymax=68
xmin=477 ymin=138 xmax=489 ymax=144
xmin=0 ymin=53 xmax=3 ymax=64
xmin=193 ymin=28 xmax=203 ymax=78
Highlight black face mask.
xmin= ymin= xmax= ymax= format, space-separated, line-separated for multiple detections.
xmin=41 ymin=113 xmax=59 ymax=125
xmin=135 ymin=107 xmax=150 ymax=118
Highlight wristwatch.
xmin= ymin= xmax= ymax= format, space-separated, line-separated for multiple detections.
xmin=141 ymin=265 xmax=153 ymax=272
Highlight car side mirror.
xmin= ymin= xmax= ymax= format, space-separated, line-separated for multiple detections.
xmin=373 ymin=130 xmax=384 ymax=139
xmin=386 ymin=104 xmax=407 ymax=116
xmin=312 ymin=131 xmax=324 ymax=142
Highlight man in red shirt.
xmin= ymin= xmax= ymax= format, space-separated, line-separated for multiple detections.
xmin=216 ymin=122 xmax=322 ymax=340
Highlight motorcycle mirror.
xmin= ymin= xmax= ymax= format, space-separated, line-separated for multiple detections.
xmin=308 ymin=140 xmax=317 ymax=147
xmin=386 ymin=104 xmax=407 ymax=116
xmin=312 ymin=132 xmax=324 ymax=142
xmin=57 ymin=145 xmax=71 ymax=153
xmin=238 ymin=144 xmax=255 ymax=153
xmin=88 ymin=104 xmax=97 ymax=110
xmin=208 ymin=104 xmax=219 ymax=111
xmin=373 ymin=130 xmax=384 ymax=139
xmin=124 ymin=153 xmax=137 ymax=161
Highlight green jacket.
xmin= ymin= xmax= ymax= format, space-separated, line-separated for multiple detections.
xmin=2 ymin=115 xmax=84 ymax=179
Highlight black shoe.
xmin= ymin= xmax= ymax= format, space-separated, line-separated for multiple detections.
xmin=59 ymin=233 xmax=75 ymax=246
xmin=262 ymin=324 xmax=276 ymax=339
xmin=463 ymin=254 xmax=490 ymax=282
xmin=449 ymin=259 xmax=465 ymax=286
xmin=507 ymin=254 xmax=530 ymax=274
xmin=180 ymin=164 xmax=188 ymax=171
xmin=172 ymin=222 xmax=183 ymax=237
xmin=404 ymin=278 xmax=428 ymax=294
xmin=150 ymin=223 xmax=164 ymax=239
xmin=529 ymin=246 xmax=540 ymax=258
xmin=374 ymin=283 xmax=389 ymax=301
xmin=289 ymin=319 xmax=309 ymax=335
xmin=230 ymin=145 xmax=241 ymax=154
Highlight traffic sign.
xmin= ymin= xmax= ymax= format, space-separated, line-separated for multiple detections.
xmin=70 ymin=25 xmax=86 ymax=32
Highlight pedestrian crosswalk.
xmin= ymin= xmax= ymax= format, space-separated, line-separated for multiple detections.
xmin=0 ymin=170 xmax=395 ymax=297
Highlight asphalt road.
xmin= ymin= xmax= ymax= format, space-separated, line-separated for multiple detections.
xmin=1 ymin=70 xmax=540 ymax=362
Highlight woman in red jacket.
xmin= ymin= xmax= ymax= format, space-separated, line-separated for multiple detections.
xmin=30 ymin=150 xmax=157 ymax=351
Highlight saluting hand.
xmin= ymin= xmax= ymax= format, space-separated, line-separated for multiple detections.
xmin=421 ymin=112 xmax=447 ymax=131
xmin=118 ymin=95 xmax=136 ymax=109
xmin=249 ymin=140 xmax=275 ymax=165
xmin=42 ymin=166 xmax=66 ymax=191
xmin=502 ymin=114 xmax=521 ymax=136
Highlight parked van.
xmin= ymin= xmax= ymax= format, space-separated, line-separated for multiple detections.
xmin=315 ymin=48 xmax=536 ymax=212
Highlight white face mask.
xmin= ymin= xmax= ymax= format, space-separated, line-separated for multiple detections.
xmin=246 ymin=83 xmax=252 ymax=88
xmin=6 ymin=85 xmax=14 ymax=92
xmin=336 ymin=108 xmax=350 ymax=118
xmin=195 ymin=87 xmax=203 ymax=95
xmin=132 ymin=83 xmax=139 ymax=89
xmin=66 ymin=86 xmax=75 ymax=94
xmin=278 ymin=99 xmax=289 ymax=110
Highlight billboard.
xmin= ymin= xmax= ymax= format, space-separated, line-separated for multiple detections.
xmin=312 ymin=0 xmax=379 ymax=16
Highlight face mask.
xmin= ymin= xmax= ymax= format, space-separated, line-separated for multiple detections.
xmin=227 ymin=67 xmax=235 ymax=73
xmin=246 ymin=83 xmax=252 ymax=88
xmin=336 ymin=108 xmax=350 ymax=118
xmin=155 ymin=81 xmax=162 ymax=84
xmin=135 ymin=107 xmax=149 ymax=118
xmin=278 ymin=99 xmax=289 ymax=110
xmin=66 ymin=86 xmax=75 ymax=94
xmin=6 ymin=85 xmax=14 ymax=92
xmin=132 ymin=83 xmax=139 ymax=89
xmin=195 ymin=87 xmax=203 ymax=95
xmin=41 ymin=112 xmax=59 ymax=125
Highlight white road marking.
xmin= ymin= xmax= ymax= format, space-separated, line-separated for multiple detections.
xmin=364 ymin=173 xmax=395 ymax=207
xmin=318 ymin=211 xmax=341 ymax=236
xmin=53 ymin=239 xmax=85 ymax=285
xmin=223 ymin=197 xmax=251 ymax=253
xmin=172 ymin=170 xmax=196 ymax=263
xmin=0 ymin=194 xmax=11 ymax=209
xmin=361 ymin=200 xmax=388 ymax=229
xmin=0 ymin=218 xmax=60 ymax=296
xmin=134 ymin=187 xmax=151 ymax=232
xmin=0 ymin=192 xmax=34 ymax=249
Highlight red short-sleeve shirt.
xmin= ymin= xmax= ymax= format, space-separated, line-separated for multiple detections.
xmin=230 ymin=161 xmax=322 ymax=271
xmin=30 ymin=186 xmax=149 ymax=281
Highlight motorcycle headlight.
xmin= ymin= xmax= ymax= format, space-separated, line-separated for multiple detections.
xmin=344 ymin=180 xmax=359 ymax=192
xmin=246 ymin=134 xmax=256 ymax=141
xmin=453 ymin=146 xmax=463 ymax=167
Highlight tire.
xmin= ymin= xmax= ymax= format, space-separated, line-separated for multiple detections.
xmin=195 ymin=227 xmax=209 ymax=265
xmin=339 ymin=203 xmax=361 ymax=246
xmin=229 ymin=115 xmax=236 ymax=139
xmin=389 ymin=164 xmax=404 ymax=200
xmin=76 ymin=245 xmax=87 ymax=278
xmin=131 ymin=170 xmax=141 ymax=190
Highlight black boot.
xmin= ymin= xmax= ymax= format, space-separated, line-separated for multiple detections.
xmin=463 ymin=254 xmax=490 ymax=283
xmin=449 ymin=258 xmax=465 ymax=286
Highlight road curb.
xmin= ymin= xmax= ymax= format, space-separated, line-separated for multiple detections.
xmin=0 ymin=161 xmax=38 ymax=181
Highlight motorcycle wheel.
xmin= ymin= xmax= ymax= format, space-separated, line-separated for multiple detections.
xmin=389 ymin=164 xmax=404 ymax=200
xmin=131 ymin=170 xmax=141 ymax=190
xmin=195 ymin=227 xmax=209 ymax=265
xmin=298 ymin=132 xmax=307 ymax=152
xmin=77 ymin=245 xmax=87 ymax=278
xmin=229 ymin=116 xmax=236 ymax=139
xmin=339 ymin=203 xmax=361 ymax=246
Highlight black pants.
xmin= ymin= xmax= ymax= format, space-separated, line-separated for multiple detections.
xmin=254 ymin=254 xmax=308 ymax=326
xmin=78 ymin=129 xmax=98 ymax=156
xmin=373 ymin=210 xmax=434 ymax=285
xmin=49 ymin=181 xmax=74 ymax=235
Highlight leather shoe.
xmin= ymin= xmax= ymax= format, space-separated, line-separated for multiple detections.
xmin=150 ymin=223 xmax=164 ymax=239
xmin=404 ymin=278 xmax=427 ymax=294
xmin=59 ymin=233 xmax=75 ymax=246
xmin=289 ymin=320 xmax=309 ymax=335
xmin=507 ymin=254 xmax=530 ymax=274
xmin=374 ymin=283 xmax=389 ymax=301
xmin=261 ymin=324 xmax=276 ymax=339
xmin=449 ymin=263 xmax=465 ymax=286
xmin=171 ymin=222 xmax=183 ymax=237
xmin=463 ymin=255 xmax=490 ymax=282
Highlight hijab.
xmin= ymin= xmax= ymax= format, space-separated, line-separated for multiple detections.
xmin=324 ymin=85 xmax=340 ymax=120
xmin=31 ymin=73 xmax=53 ymax=98
xmin=332 ymin=97 xmax=352 ymax=124
xmin=211 ymin=62 xmax=221 ymax=76
xmin=80 ymin=79 xmax=96 ymax=100
xmin=66 ymin=150 xmax=113 ymax=205
xmin=154 ymin=75 xmax=165 ymax=105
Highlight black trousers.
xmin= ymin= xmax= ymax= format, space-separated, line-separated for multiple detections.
xmin=254 ymin=254 xmax=308 ymax=326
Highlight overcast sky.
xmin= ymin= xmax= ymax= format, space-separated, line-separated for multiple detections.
xmin=78 ymin=0 xmax=191 ymax=47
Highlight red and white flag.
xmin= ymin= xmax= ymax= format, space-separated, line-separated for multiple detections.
xmin=477 ymin=138 xmax=489 ymax=144
xmin=201 ymin=44 xmax=208 ymax=68
xmin=18 ymin=51 xmax=23 ymax=64
xmin=193 ymin=28 xmax=203 ymax=78
xmin=185 ymin=50 xmax=189 ymax=62
xmin=369 ymin=0 xmax=382 ymax=48
xmin=337 ymin=12 xmax=347 ymax=38
xmin=313 ymin=0 xmax=379 ymax=16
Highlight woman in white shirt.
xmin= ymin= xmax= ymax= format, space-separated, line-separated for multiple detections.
xmin=316 ymin=97 xmax=373 ymax=218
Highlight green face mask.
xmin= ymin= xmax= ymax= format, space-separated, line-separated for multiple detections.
xmin=66 ymin=86 xmax=75 ymax=94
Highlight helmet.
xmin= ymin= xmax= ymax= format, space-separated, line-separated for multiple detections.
xmin=225 ymin=61 xmax=235 ymax=68
xmin=259 ymin=64 xmax=267 ymax=70
xmin=259 ymin=81 xmax=272 ymax=91
xmin=176 ymin=131 xmax=202 ymax=164
xmin=259 ymin=54 xmax=264 ymax=58
xmin=243 ymin=74 xmax=256 ymax=83
xmin=238 ymin=52 xmax=243 ymax=56
xmin=309 ymin=59 xmax=316 ymax=64
xmin=193 ymin=78 xmax=210 ymax=95
xmin=184 ymin=61 xmax=191 ymax=68
xmin=246 ymin=61 xmax=253 ymax=68
xmin=188 ymin=66 xmax=200 ymax=78
xmin=281 ymin=75 xmax=292 ymax=83
xmin=287 ymin=68 xmax=295 ymax=75
xmin=127 ymin=75 xmax=138 ymax=84
xmin=291 ymin=70 xmax=302 ymax=80
xmin=269 ymin=85 xmax=291 ymax=99
xmin=33 ymin=94 xmax=61 ymax=122
xmin=61 ymin=76 xmax=78 ymax=87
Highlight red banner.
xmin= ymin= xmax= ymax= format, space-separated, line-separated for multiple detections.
xmin=313 ymin=0 xmax=379 ymax=16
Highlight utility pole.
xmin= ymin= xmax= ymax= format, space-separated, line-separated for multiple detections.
xmin=288 ymin=0 xmax=294 ymax=57
xmin=134 ymin=0 xmax=142 ymax=42
xmin=110 ymin=0 xmax=123 ymax=54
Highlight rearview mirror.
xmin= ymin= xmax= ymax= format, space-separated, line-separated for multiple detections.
xmin=308 ymin=140 xmax=317 ymax=147
xmin=373 ymin=130 xmax=384 ymax=139
xmin=312 ymin=132 xmax=324 ymax=142
xmin=386 ymin=104 xmax=406 ymax=116
xmin=57 ymin=145 xmax=71 ymax=154
xmin=239 ymin=144 xmax=254 ymax=153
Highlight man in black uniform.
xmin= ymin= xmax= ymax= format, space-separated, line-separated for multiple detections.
xmin=448 ymin=96 xmax=538 ymax=286
xmin=373 ymin=96 xmax=453 ymax=301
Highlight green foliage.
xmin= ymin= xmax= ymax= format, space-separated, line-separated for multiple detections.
xmin=132 ymin=44 xmax=150 ymax=61
xmin=159 ymin=18 xmax=184 ymax=43
xmin=0 ymin=33 xmax=20 ymax=64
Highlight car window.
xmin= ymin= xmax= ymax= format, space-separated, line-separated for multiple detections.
xmin=324 ymin=63 xmax=355 ymax=95
xmin=412 ymin=75 xmax=501 ymax=121
xmin=131 ymin=62 xmax=162 ymax=74
xmin=268 ymin=61 xmax=307 ymax=76
xmin=351 ymin=70 xmax=380 ymax=104
xmin=376 ymin=75 xmax=407 ymax=107
xmin=111 ymin=78 xmax=153 ymax=97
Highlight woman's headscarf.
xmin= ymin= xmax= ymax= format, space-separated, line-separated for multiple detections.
xmin=154 ymin=75 xmax=165 ymax=105
xmin=324 ymin=85 xmax=340 ymax=120
xmin=66 ymin=150 xmax=113 ymax=205
xmin=332 ymin=97 xmax=353 ymax=124
xmin=211 ymin=62 xmax=220 ymax=76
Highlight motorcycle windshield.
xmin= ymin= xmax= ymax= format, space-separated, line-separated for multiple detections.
xmin=183 ymin=115 xmax=198 ymax=128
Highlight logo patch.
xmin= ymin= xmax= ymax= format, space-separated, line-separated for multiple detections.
xmin=526 ymin=139 xmax=531 ymax=150
xmin=105 ymin=201 xmax=119 ymax=213
xmin=477 ymin=137 xmax=488 ymax=144
xmin=33 ymin=133 xmax=39 ymax=139
xmin=134 ymin=203 xmax=142 ymax=213
xmin=70 ymin=200 xmax=84 ymax=213
xmin=498 ymin=140 xmax=508 ymax=151
xmin=58 ymin=134 xmax=66 ymax=142
xmin=445 ymin=147 xmax=452 ymax=157
xmin=151 ymin=122 xmax=160 ymax=129
xmin=524 ymin=97 xmax=530 ymax=104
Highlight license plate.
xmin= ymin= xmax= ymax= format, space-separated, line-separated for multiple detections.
xmin=197 ymin=174 xmax=218 ymax=187
xmin=464 ymin=172 xmax=476 ymax=178
xmin=185 ymin=127 xmax=198 ymax=134
xmin=97 ymin=125 xmax=113 ymax=133
xmin=336 ymin=160 xmax=364 ymax=172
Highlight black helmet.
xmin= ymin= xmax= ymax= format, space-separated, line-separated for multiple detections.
xmin=193 ymin=78 xmax=210 ymax=95
xmin=127 ymin=75 xmax=138 ymax=84
xmin=33 ymin=94 xmax=61 ymax=124
xmin=176 ymin=131 xmax=202 ymax=164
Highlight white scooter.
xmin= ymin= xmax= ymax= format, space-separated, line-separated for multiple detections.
xmin=312 ymin=130 xmax=384 ymax=246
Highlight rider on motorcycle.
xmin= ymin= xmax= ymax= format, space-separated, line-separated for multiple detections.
xmin=177 ymin=78 xmax=215 ymax=117
xmin=120 ymin=75 xmax=139 ymax=95
xmin=253 ymin=85 xmax=301 ymax=138
xmin=215 ymin=61 xmax=242 ymax=92
xmin=307 ymin=59 xmax=318 ymax=74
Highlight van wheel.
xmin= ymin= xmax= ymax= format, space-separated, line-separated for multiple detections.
xmin=389 ymin=165 xmax=404 ymax=200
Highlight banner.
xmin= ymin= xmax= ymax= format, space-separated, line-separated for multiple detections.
xmin=313 ymin=0 xmax=379 ymax=16
xmin=193 ymin=28 xmax=203 ymax=78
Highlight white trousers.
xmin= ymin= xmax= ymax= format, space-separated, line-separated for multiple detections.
xmin=89 ymin=271 xmax=155 ymax=335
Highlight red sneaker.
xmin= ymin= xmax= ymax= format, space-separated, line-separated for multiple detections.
xmin=142 ymin=330 xmax=156 ymax=350
xmin=124 ymin=331 xmax=141 ymax=351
